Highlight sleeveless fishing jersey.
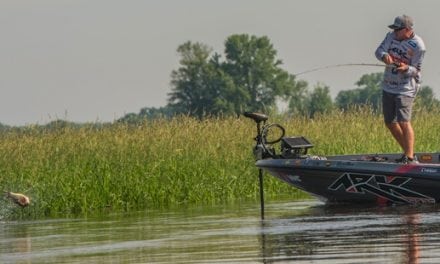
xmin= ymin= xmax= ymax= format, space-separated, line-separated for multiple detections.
xmin=375 ymin=32 xmax=426 ymax=97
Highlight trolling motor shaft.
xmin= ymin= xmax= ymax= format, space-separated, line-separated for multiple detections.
xmin=243 ymin=112 xmax=269 ymax=219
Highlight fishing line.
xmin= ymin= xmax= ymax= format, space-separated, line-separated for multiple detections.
xmin=294 ymin=63 xmax=390 ymax=76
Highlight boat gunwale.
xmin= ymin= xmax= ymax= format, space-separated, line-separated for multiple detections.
xmin=256 ymin=154 xmax=440 ymax=181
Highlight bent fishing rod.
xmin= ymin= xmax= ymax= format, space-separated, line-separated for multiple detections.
xmin=294 ymin=63 xmax=396 ymax=76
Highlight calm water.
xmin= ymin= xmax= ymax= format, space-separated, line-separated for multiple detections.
xmin=2 ymin=200 xmax=440 ymax=263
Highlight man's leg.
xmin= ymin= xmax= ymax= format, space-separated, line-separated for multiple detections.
xmin=383 ymin=91 xmax=416 ymax=160
xmin=386 ymin=121 xmax=415 ymax=159
xmin=399 ymin=121 xmax=415 ymax=159
xmin=395 ymin=94 xmax=415 ymax=159
xmin=386 ymin=122 xmax=405 ymax=150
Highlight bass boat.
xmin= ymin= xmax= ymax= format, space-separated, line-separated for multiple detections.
xmin=244 ymin=112 xmax=440 ymax=206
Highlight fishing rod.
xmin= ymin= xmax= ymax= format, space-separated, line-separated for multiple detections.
xmin=294 ymin=63 xmax=393 ymax=76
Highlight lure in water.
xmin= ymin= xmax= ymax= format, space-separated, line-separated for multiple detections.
xmin=4 ymin=191 xmax=30 ymax=207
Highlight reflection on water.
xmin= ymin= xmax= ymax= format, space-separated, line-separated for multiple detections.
xmin=260 ymin=202 xmax=440 ymax=263
xmin=2 ymin=200 xmax=440 ymax=263
xmin=404 ymin=214 xmax=420 ymax=264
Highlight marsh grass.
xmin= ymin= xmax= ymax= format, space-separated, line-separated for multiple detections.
xmin=1 ymin=107 xmax=440 ymax=217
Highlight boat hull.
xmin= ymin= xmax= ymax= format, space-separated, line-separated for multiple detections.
xmin=257 ymin=154 xmax=440 ymax=205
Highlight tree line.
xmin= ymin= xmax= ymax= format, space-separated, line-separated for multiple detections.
xmin=2 ymin=33 xmax=437 ymax=128
xmin=118 ymin=34 xmax=439 ymax=123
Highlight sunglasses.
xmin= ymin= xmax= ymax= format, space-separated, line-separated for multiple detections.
xmin=394 ymin=27 xmax=406 ymax=32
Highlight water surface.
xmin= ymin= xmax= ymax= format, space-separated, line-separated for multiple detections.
xmin=2 ymin=200 xmax=440 ymax=263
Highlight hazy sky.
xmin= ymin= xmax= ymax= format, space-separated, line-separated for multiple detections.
xmin=1 ymin=0 xmax=439 ymax=126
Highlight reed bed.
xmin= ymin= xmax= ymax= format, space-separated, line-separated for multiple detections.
xmin=1 ymin=108 xmax=440 ymax=218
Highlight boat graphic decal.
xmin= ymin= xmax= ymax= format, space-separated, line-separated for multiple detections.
xmin=328 ymin=172 xmax=435 ymax=204
xmin=275 ymin=171 xmax=302 ymax=184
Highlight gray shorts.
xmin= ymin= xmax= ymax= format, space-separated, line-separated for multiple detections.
xmin=382 ymin=90 xmax=414 ymax=124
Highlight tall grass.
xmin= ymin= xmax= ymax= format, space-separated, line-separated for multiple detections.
xmin=1 ymin=108 xmax=440 ymax=217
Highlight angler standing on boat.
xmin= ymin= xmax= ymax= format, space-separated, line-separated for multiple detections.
xmin=375 ymin=14 xmax=426 ymax=164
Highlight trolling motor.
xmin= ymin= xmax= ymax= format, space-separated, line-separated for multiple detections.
xmin=243 ymin=112 xmax=313 ymax=160
xmin=243 ymin=111 xmax=314 ymax=220
xmin=243 ymin=111 xmax=271 ymax=220
xmin=243 ymin=112 xmax=285 ymax=160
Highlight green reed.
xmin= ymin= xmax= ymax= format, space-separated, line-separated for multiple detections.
xmin=1 ymin=107 xmax=440 ymax=217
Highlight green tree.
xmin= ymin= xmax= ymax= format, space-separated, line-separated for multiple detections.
xmin=0 ymin=122 xmax=9 ymax=132
xmin=356 ymin=72 xmax=383 ymax=110
xmin=287 ymin=79 xmax=309 ymax=115
xmin=308 ymin=84 xmax=334 ymax=117
xmin=335 ymin=72 xmax=383 ymax=111
xmin=414 ymin=86 xmax=440 ymax=110
xmin=117 ymin=106 xmax=175 ymax=123
xmin=167 ymin=35 xmax=306 ymax=117
xmin=334 ymin=89 xmax=359 ymax=111
xmin=222 ymin=34 xmax=300 ymax=113
xmin=167 ymin=41 xmax=221 ymax=117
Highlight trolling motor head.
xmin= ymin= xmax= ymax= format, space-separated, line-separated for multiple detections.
xmin=244 ymin=112 xmax=268 ymax=160
xmin=244 ymin=112 xmax=314 ymax=160
xmin=243 ymin=112 xmax=284 ymax=160
xmin=243 ymin=112 xmax=268 ymax=124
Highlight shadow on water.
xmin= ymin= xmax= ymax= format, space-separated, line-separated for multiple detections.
xmin=260 ymin=202 xmax=440 ymax=263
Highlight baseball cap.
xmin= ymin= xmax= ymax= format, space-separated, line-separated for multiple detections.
xmin=388 ymin=15 xmax=414 ymax=30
